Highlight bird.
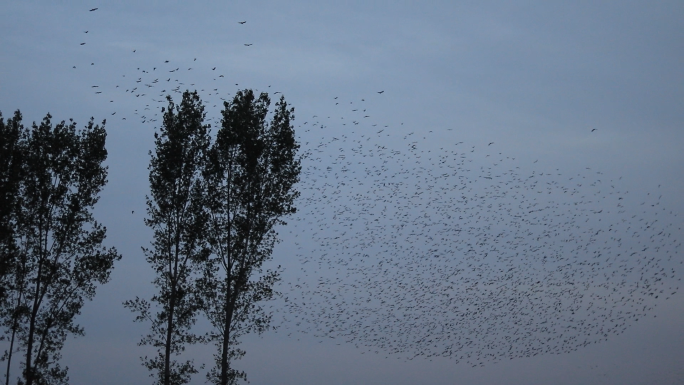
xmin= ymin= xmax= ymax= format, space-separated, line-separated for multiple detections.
xmin=89 ymin=7 xmax=98 ymax=11
xmin=377 ymin=90 xmax=384 ymax=94
xmin=238 ymin=21 xmax=246 ymax=24
xmin=244 ymin=43 xmax=253 ymax=46
xmin=80 ymin=42 xmax=86 ymax=45
xmin=591 ymin=128 xmax=597 ymax=132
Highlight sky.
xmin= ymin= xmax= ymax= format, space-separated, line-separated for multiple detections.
xmin=1 ymin=1 xmax=684 ymax=384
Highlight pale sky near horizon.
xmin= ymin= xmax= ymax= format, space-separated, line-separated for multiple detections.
xmin=1 ymin=1 xmax=683 ymax=384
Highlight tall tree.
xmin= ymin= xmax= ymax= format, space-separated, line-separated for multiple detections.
xmin=201 ymin=90 xmax=301 ymax=385
xmin=0 ymin=111 xmax=25 ymax=302
xmin=124 ymin=91 xmax=210 ymax=385
xmin=0 ymin=111 xmax=121 ymax=385
xmin=0 ymin=111 xmax=26 ymax=385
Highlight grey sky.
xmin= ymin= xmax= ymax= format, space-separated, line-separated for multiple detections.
xmin=1 ymin=1 xmax=683 ymax=384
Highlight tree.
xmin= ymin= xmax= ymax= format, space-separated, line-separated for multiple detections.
xmin=201 ymin=90 xmax=301 ymax=385
xmin=124 ymin=91 xmax=210 ymax=385
xmin=0 ymin=111 xmax=121 ymax=385
xmin=0 ymin=111 xmax=26 ymax=385
xmin=0 ymin=111 xmax=25 ymax=303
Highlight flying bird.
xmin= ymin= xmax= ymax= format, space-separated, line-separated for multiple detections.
xmin=591 ymin=128 xmax=597 ymax=132
xmin=377 ymin=90 xmax=384 ymax=94
xmin=80 ymin=42 xmax=85 ymax=45
xmin=89 ymin=8 xmax=98 ymax=11
xmin=238 ymin=21 xmax=246 ymax=24
xmin=244 ymin=43 xmax=253 ymax=46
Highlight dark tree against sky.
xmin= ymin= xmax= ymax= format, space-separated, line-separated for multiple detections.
xmin=201 ymin=90 xmax=301 ymax=385
xmin=0 ymin=112 xmax=121 ymax=385
xmin=124 ymin=91 xmax=211 ymax=385
xmin=0 ymin=111 xmax=24 ymax=303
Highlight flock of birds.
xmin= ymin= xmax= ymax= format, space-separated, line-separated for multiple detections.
xmin=66 ymin=6 xmax=682 ymax=368
xmin=270 ymin=128 xmax=681 ymax=366
xmin=73 ymin=7 xmax=391 ymax=131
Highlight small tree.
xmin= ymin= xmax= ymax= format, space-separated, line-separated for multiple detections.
xmin=124 ymin=91 xmax=210 ymax=385
xmin=0 ymin=111 xmax=121 ymax=385
xmin=201 ymin=90 xmax=301 ymax=385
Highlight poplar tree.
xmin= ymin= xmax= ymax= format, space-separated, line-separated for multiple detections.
xmin=201 ymin=90 xmax=301 ymax=385
xmin=124 ymin=91 xmax=210 ymax=385
xmin=0 ymin=111 xmax=120 ymax=385
xmin=0 ymin=111 xmax=24 ymax=303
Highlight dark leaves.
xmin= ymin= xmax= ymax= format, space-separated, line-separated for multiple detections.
xmin=0 ymin=110 xmax=120 ymax=385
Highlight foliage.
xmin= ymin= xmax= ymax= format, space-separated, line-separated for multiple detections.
xmin=0 ymin=111 xmax=121 ymax=385
xmin=0 ymin=110 xmax=25 ymax=303
xmin=124 ymin=91 xmax=211 ymax=385
xmin=200 ymin=90 xmax=301 ymax=385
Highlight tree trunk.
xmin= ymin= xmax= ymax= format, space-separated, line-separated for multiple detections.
xmin=23 ymin=248 xmax=48 ymax=385
xmin=219 ymin=159 xmax=235 ymax=385
xmin=4 ymin=287 xmax=22 ymax=385
xmin=164 ymin=290 xmax=175 ymax=385
xmin=219 ymin=281 xmax=232 ymax=385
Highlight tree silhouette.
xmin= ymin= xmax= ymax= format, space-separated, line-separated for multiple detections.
xmin=124 ymin=91 xmax=210 ymax=385
xmin=0 ymin=111 xmax=121 ymax=385
xmin=200 ymin=90 xmax=301 ymax=385
xmin=0 ymin=111 xmax=24 ymax=304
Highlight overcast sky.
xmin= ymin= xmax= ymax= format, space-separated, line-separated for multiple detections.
xmin=1 ymin=1 xmax=683 ymax=384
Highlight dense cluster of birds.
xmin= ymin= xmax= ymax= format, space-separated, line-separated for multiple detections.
xmin=63 ymin=6 xmax=683 ymax=367
xmin=272 ymin=129 xmax=681 ymax=366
